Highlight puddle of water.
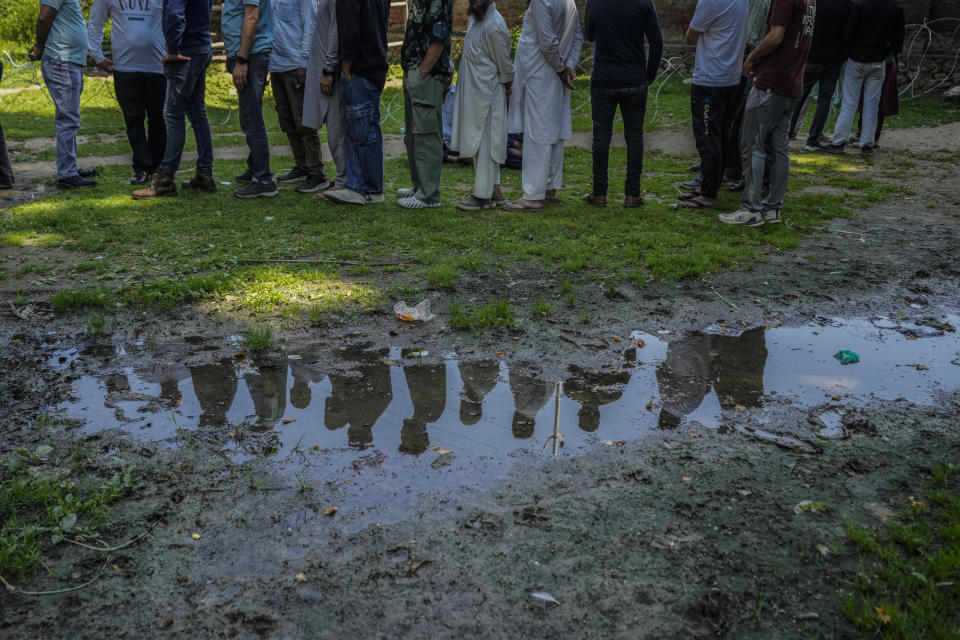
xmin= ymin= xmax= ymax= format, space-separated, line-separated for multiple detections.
xmin=53 ymin=316 xmax=960 ymax=526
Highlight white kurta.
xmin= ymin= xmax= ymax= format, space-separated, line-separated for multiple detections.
xmin=450 ymin=4 xmax=514 ymax=163
xmin=508 ymin=0 xmax=583 ymax=144
xmin=302 ymin=0 xmax=347 ymax=185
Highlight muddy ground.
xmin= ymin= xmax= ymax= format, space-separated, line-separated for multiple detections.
xmin=1 ymin=125 xmax=959 ymax=638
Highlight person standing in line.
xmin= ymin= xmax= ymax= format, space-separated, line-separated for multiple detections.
xmin=87 ymin=0 xmax=167 ymax=185
xmin=270 ymin=0 xmax=329 ymax=193
xmin=581 ymin=0 xmax=663 ymax=209
xmin=323 ymin=0 xmax=389 ymax=206
xmin=824 ymin=0 xmax=904 ymax=157
xmin=32 ymin=0 xmax=99 ymax=188
xmin=395 ymin=0 xmax=454 ymax=210
xmin=503 ymin=0 xmax=582 ymax=212
xmin=223 ymin=0 xmax=277 ymax=197
xmin=133 ymin=0 xmax=216 ymax=199
xmin=449 ymin=0 xmax=513 ymax=211
xmin=302 ymin=0 xmax=348 ymax=197
xmin=718 ymin=0 xmax=816 ymax=227
xmin=788 ymin=0 xmax=851 ymax=151
xmin=675 ymin=0 xmax=748 ymax=211
xmin=0 ymin=61 xmax=14 ymax=190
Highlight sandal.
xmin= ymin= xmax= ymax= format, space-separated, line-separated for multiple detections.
xmin=581 ymin=193 xmax=607 ymax=207
xmin=673 ymin=198 xmax=713 ymax=210
xmin=677 ymin=190 xmax=702 ymax=201
xmin=504 ymin=199 xmax=543 ymax=211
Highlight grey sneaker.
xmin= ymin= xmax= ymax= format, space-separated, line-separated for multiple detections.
xmin=396 ymin=187 xmax=416 ymax=198
xmin=324 ymin=187 xmax=371 ymax=205
xmin=367 ymin=192 xmax=385 ymax=204
xmin=803 ymin=143 xmax=822 ymax=152
xmin=762 ymin=208 xmax=782 ymax=224
xmin=398 ymin=195 xmax=441 ymax=209
xmin=295 ymin=175 xmax=332 ymax=193
xmin=234 ymin=181 xmax=279 ymax=198
xmin=861 ymin=144 xmax=875 ymax=158
xmin=718 ymin=209 xmax=764 ymax=227
xmin=277 ymin=167 xmax=309 ymax=183
xmin=456 ymin=195 xmax=494 ymax=211
xmin=234 ymin=168 xmax=254 ymax=183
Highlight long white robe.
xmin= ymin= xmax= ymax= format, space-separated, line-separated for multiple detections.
xmin=450 ymin=4 xmax=514 ymax=163
xmin=508 ymin=0 xmax=583 ymax=144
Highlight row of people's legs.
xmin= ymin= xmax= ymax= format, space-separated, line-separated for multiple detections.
xmin=0 ymin=61 xmax=14 ymax=188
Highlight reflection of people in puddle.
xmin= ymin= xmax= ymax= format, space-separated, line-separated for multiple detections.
xmin=189 ymin=360 xmax=238 ymax=427
xmin=400 ymin=364 xmax=446 ymax=455
xmin=325 ymin=348 xmax=392 ymax=450
xmin=244 ymin=362 xmax=288 ymax=430
xmin=458 ymin=360 xmax=499 ymax=425
xmin=564 ymin=366 xmax=631 ymax=432
xmin=138 ymin=363 xmax=190 ymax=407
xmin=655 ymin=328 xmax=767 ymax=428
xmin=509 ymin=369 xmax=554 ymax=439
xmin=289 ymin=363 xmax=325 ymax=410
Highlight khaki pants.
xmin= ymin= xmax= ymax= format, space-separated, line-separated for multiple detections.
xmin=403 ymin=70 xmax=444 ymax=203
xmin=272 ymin=69 xmax=324 ymax=176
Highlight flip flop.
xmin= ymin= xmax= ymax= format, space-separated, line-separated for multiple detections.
xmin=673 ymin=198 xmax=713 ymax=210
xmin=504 ymin=199 xmax=543 ymax=211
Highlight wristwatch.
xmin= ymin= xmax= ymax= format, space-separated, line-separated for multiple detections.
xmin=237 ymin=55 xmax=249 ymax=65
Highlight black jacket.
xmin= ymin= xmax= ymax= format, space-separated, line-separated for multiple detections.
xmin=585 ymin=0 xmax=663 ymax=89
xmin=844 ymin=0 xmax=905 ymax=63
xmin=807 ymin=0 xmax=852 ymax=65
xmin=336 ymin=0 xmax=390 ymax=90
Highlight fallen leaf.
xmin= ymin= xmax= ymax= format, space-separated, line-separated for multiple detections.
xmin=875 ymin=605 xmax=891 ymax=624
xmin=734 ymin=404 xmax=746 ymax=411
xmin=9 ymin=339 xmax=20 ymax=344
xmin=282 ymin=418 xmax=296 ymax=424
xmin=681 ymin=476 xmax=692 ymax=483
xmin=612 ymin=335 xmax=622 ymax=342
xmin=668 ymin=540 xmax=676 ymax=548
xmin=410 ymin=561 xmax=422 ymax=572
xmin=645 ymin=399 xmax=656 ymax=411
xmin=831 ymin=395 xmax=842 ymax=401
xmin=295 ymin=572 xmax=307 ymax=583
xmin=112 ymin=564 xmax=122 ymax=572
xmin=191 ymin=533 xmax=201 ymax=539
xmin=228 ymin=431 xmax=236 ymax=438
xmin=362 ymin=332 xmax=371 ymax=337
xmin=164 ymin=619 xmax=173 ymax=627
xmin=232 ymin=352 xmax=246 ymax=359
xmin=527 ymin=590 xmax=560 ymax=605
xmin=429 ymin=446 xmax=452 ymax=455
xmin=324 ymin=506 xmax=338 ymax=516
xmin=495 ymin=351 xmax=506 ymax=357
xmin=816 ymin=544 xmax=830 ymax=557
xmin=915 ymin=364 xmax=929 ymax=371
xmin=635 ymin=338 xmax=646 ymax=348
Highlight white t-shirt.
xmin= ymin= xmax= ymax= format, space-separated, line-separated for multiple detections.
xmin=690 ymin=0 xmax=749 ymax=87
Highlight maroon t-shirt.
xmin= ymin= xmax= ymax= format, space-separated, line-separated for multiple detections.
xmin=752 ymin=0 xmax=816 ymax=97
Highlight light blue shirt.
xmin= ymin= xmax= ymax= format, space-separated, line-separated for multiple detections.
xmin=268 ymin=0 xmax=316 ymax=72
xmin=222 ymin=0 xmax=273 ymax=59
xmin=41 ymin=0 xmax=88 ymax=66
xmin=87 ymin=0 xmax=165 ymax=74
xmin=690 ymin=0 xmax=749 ymax=87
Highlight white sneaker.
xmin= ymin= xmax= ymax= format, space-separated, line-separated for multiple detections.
xmin=367 ymin=192 xmax=385 ymax=204
xmin=396 ymin=187 xmax=415 ymax=198
xmin=762 ymin=209 xmax=782 ymax=224
xmin=324 ymin=187 xmax=369 ymax=205
xmin=398 ymin=195 xmax=441 ymax=209
xmin=718 ymin=209 xmax=764 ymax=227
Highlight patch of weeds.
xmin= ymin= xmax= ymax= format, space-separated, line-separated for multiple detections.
xmin=840 ymin=461 xmax=960 ymax=638
xmin=85 ymin=314 xmax=110 ymax=336
xmin=558 ymin=280 xmax=574 ymax=295
xmin=50 ymin=286 xmax=114 ymax=312
xmin=579 ymin=309 xmax=594 ymax=324
xmin=531 ymin=298 xmax=552 ymax=319
xmin=565 ymin=293 xmax=576 ymax=308
xmin=14 ymin=263 xmax=53 ymax=277
xmin=0 ymin=447 xmax=135 ymax=583
xmin=449 ymin=299 xmax=515 ymax=335
xmin=295 ymin=473 xmax=313 ymax=494
xmin=423 ymin=260 xmax=460 ymax=289
xmin=239 ymin=325 xmax=273 ymax=355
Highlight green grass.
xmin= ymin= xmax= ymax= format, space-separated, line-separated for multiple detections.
xmin=449 ymin=299 xmax=515 ymax=335
xmin=0 ymin=445 xmax=135 ymax=584
xmin=239 ymin=325 xmax=273 ymax=355
xmin=841 ymin=462 xmax=960 ymax=638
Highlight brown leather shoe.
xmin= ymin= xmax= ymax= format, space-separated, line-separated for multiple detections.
xmin=581 ymin=193 xmax=607 ymax=207
xmin=132 ymin=170 xmax=177 ymax=199
xmin=180 ymin=166 xmax=217 ymax=192
xmin=623 ymin=195 xmax=644 ymax=208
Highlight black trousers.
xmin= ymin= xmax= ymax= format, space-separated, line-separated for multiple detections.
xmin=591 ymin=84 xmax=648 ymax=197
xmin=790 ymin=61 xmax=841 ymax=146
xmin=114 ymin=70 xmax=167 ymax=174
xmin=690 ymin=84 xmax=738 ymax=199
xmin=0 ymin=61 xmax=13 ymax=187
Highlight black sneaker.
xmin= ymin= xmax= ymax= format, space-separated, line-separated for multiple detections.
xmin=130 ymin=171 xmax=150 ymax=185
xmin=57 ymin=175 xmax=97 ymax=189
xmin=861 ymin=144 xmax=875 ymax=158
xmin=234 ymin=168 xmax=254 ymax=183
xmin=680 ymin=176 xmax=702 ymax=189
xmin=78 ymin=167 xmax=100 ymax=178
xmin=234 ymin=181 xmax=278 ymax=198
xmin=277 ymin=167 xmax=309 ymax=183
xmin=823 ymin=143 xmax=846 ymax=155
xmin=686 ymin=162 xmax=701 ymax=172
xmin=295 ymin=174 xmax=332 ymax=193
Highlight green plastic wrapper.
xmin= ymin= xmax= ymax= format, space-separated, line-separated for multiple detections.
xmin=834 ymin=349 xmax=860 ymax=365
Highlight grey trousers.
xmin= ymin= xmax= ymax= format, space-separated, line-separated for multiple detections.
xmin=740 ymin=87 xmax=797 ymax=212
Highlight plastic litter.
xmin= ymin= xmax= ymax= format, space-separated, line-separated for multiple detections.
xmin=394 ymin=299 xmax=435 ymax=322
xmin=702 ymin=323 xmax=745 ymax=337
xmin=833 ymin=350 xmax=860 ymax=365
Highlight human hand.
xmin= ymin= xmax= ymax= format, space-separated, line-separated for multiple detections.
xmin=742 ymin=55 xmax=756 ymax=77
xmin=560 ymin=67 xmax=576 ymax=90
xmin=98 ymin=58 xmax=114 ymax=72
xmin=162 ymin=53 xmax=191 ymax=64
xmin=296 ymin=66 xmax=306 ymax=85
xmin=320 ymin=73 xmax=333 ymax=96
xmin=233 ymin=61 xmax=248 ymax=91
xmin=504 ymin=81 xmax=512 ymax=100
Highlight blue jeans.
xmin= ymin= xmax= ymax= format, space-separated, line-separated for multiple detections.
xmin=340 ymin=73 xmax=383 ymax=195
xmin=160 ymin=46 xmax=213 ymax=175
xmin=591 ymin=84 xmax=648 ymax=197
xmin=229 ymin=52 xmax=272 ymax=182
xmin=41 ymin=55 xmax=84 ymax=179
